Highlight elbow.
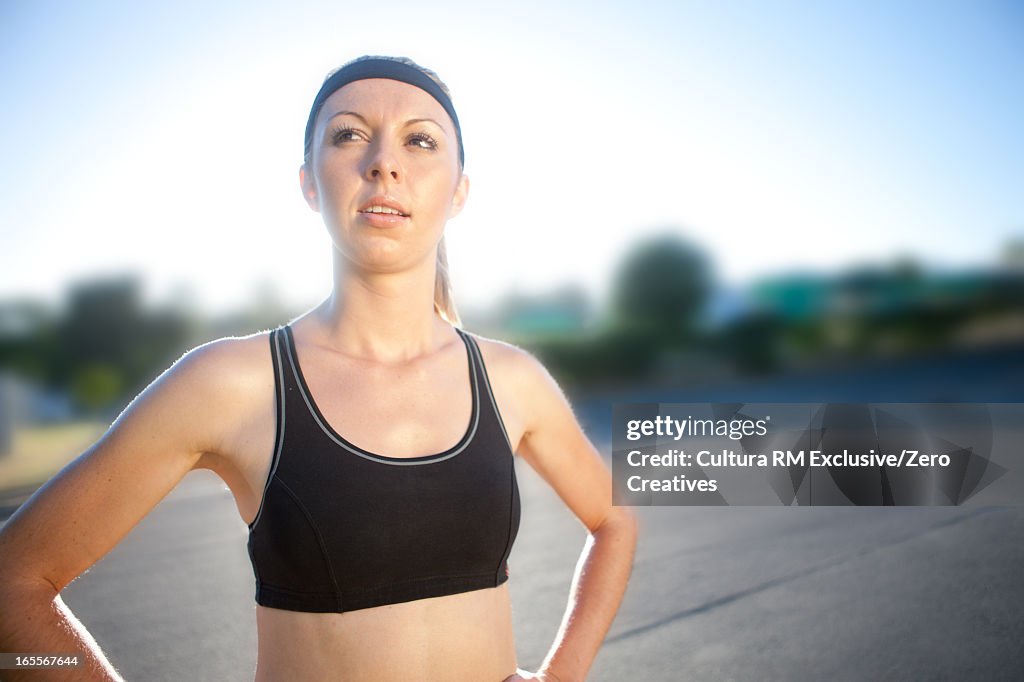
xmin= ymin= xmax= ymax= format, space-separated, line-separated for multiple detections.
xmin=592 ymin=505 xmax=639 ymax=549
xmin=0 ymin=570 xmax=60 ymax=609
xmin=0 ymin=544 xmax=61 ymax=611
xmin=0 ymin=574 xmax=60 ymax=647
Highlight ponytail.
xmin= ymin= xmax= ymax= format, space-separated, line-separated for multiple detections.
xmin=433 ymin=236 xmax=460 ymax=325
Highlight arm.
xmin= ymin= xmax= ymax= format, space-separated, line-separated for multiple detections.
xmin=0 ymin=338 xmax=256 ymax=681
xmin=508 ymin=352 xmax=639 ymax=682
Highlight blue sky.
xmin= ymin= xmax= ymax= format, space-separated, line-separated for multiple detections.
xmin=1 ymin=0 xmax=1021 ymax=314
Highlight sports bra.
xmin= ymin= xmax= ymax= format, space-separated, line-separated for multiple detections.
xmin=246 ymin=325 xmax=521 ymax=613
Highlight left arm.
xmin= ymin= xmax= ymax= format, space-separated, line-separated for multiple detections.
xmin=502 ymin=349 xmax=639 ymax=682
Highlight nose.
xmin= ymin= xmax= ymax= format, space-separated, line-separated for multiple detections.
xmin=364 ymin=139 xmax=402 ymax=183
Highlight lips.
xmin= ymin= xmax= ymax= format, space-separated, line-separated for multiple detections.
xmin=358 ymin=196 xmax=410 ymax=217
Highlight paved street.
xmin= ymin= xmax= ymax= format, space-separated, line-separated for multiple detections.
xmin=1 ymin=462 xmax=1015 ymax=681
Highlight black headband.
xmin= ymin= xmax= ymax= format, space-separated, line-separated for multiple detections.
xmin=303 ymin=58 xmax=464 ymax=167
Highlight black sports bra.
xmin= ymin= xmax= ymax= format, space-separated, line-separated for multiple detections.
xmin=247 ymin=325 xmax=521 ymax=613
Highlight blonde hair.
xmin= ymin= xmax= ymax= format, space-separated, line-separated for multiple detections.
xmin=433 ymin=236 xmax=459 ymax=325
xmin=315 ymin=55 xmax=462 ymax=326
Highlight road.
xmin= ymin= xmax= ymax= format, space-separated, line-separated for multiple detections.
xmin=0 ymin=464 xmax=1011 ymax=681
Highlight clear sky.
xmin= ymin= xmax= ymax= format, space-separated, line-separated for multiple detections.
xmin=1 ymin=0 xmax=1021 ymax=315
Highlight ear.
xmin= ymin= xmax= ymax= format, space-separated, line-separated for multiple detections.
xmin=448 ymin=173 xmax=470 ymax=220
xmin=299 ymin=164 xmax=320 ymax=213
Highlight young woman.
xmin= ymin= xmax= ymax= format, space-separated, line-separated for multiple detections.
xmin=0 ymin=56 xmax=638 ymax=682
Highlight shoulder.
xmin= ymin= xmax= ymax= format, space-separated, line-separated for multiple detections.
xmin=164 ymin=329 xmax=276 ymax=395
xmin=142 ymin=329 xmax=276 ymax=409
xmin=460 ymin=330 xmax=567 ymax=431
xmin=116 ymin=329 xmax=278 ymax=444
xmin=464 ymin=331 xmax=551 ymax=387
xmin=103 ymin=328 xmax=282 ymax=470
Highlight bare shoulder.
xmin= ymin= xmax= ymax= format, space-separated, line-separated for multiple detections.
xmin=171 ymin=329 xmax=275 ymax=395
xmin=464 ymin=331 xmax=558 ymax=396
xmin=175 ymin=328 xmax=278 ymax=434
xmin=104 ymin=329 xmax=279 ymax=468
xmin=460 ymin=331 xmax=568 ymax=451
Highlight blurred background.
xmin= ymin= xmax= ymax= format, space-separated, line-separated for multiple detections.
xmin=1 ymin=1 xmax=1023 ymax=679
xmin=1 ymin=0 xmax=1021 ymax=473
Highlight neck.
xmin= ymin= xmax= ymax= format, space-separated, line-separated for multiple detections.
xmin=311 ymin=249 xmax=451 ymax=362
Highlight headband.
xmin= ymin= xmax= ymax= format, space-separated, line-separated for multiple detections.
xmin=304 ymin=58 xmax=464 ymax=167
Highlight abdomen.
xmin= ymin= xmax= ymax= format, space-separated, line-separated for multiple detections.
xmin=254 ymin=583 xmax=517 ymax=682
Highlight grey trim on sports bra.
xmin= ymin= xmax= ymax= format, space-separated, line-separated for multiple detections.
xmin=248 ymin=329 xmax=287 ymax=532
xmin=463 ymin=332 xmax=516 ymax=456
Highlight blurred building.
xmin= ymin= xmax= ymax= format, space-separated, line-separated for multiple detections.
xmin=464 ymin=286 xmax=595 ymax=340
xmin=746 ymin=263 xmax=1024 ymax=359
xmin=0 ymin=372 xmax=74 ymax=455
xmin=751 ymin=265 xmax=1023 ymax=321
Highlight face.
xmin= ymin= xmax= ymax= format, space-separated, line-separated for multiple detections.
xmin=299 ymin=78 xmax=469 ymax=275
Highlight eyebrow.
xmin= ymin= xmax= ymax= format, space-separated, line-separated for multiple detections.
xmin=324 ymin=111 xmax=448 ymax=135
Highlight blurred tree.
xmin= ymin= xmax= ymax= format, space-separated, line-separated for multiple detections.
xmin=71 ymin=363 xmax=125 ymax=414
xmin=58 ymin=277 xmax=143 ymax=385
xmin=523 ymin=232 xmax=715 ymax=388
xmin=610 ymin=232 xmax=711 ymax=343
xmin=721 ymin=311 xmax=784 ymax=374
xmin=0 ymin=275 xmax=299 ymax=417
xmin=0 ymin=300 xmax=58 ymax=384
xmin=57 ymin=277 xmax=190 ymax=409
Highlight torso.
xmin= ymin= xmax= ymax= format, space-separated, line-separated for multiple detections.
xmin=254 ymin=584 xmax=516 ymax=681
xmin=194 ymin=317 xmax=529 ymax=681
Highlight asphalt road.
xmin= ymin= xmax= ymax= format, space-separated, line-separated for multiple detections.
xmin=3 ymin=462 xmax=1019 ymax=681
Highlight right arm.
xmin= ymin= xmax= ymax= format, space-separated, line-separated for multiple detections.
xmin=0 ymin=337 xmax=259 ymax=681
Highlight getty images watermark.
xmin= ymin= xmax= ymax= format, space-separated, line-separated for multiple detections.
xmin=612 ymin=403 xmax=1023 ymax=506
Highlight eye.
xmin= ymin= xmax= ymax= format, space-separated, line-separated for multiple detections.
xmin=330 ymin=125 xmax=364 ymax=145
xmin=408 ymin=132 xmax=438 ymax=150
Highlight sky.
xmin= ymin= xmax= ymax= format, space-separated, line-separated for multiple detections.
xmin=1 ymin=0 xmax=1021 ymax=315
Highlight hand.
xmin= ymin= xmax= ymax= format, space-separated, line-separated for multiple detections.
xmin=502 ymin=669 xmax=564 ymax=682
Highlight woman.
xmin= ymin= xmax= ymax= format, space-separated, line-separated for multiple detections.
xmin=0 ymin=56 xmax=638 ymax=681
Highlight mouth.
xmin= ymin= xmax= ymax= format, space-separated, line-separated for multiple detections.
xmin=358 ymin=197 xmax=410 ymax=218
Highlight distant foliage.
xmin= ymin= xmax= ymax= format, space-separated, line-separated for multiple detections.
xmin=610 ymin=233 xmax=711 ymax=342
xmin=0 ymin=276 xmax=296 ymax=416
xmin=523 ymin=232 xmax=716 ymax=388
